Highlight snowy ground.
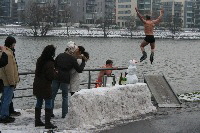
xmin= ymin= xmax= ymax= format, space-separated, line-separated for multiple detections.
xmin=0 ymin=26 xmax=200 ymax=39
xmin=0 ymin=84 xmax=156 ymax=133
xmin=178 ymin=92 xmax=200 ymax=102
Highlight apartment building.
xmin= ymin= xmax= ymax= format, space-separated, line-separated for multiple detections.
xmin=152 ymin=0 xmax=162 ymax=19
xmin=116 ymin=0 xmax=137 ymax=27
xmin=69 ymin=0 xmax=115 ymax=24
xmin=11 ymin=0 xmax=18 ymax=22
xmin=138 ymin=0 xmax=151 ymax=16
xmin=161 ymin=0 xmax=184 ymax=28
xmin=184 ymin=0 xmax=194 ymax=28
xmin=17 ymin=0 xmax=26 ymax=23
xmin=194 ymin=0 xmax=200 ymax=27
xmin=84 ymin=0 xmax=97 ymax=24
xmin=161 ymin=0 xmax=196 ymax=28
xmin=0 ymin=0 xmax=13 ymax=23
xmin=67 ymin=0 xmax=84 ymax=23
xmin=104 ymin=0 xmax=116 ymax=24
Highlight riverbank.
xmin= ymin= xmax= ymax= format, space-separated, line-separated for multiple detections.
xmin=0 ymin=27 xmax=200 ymax=39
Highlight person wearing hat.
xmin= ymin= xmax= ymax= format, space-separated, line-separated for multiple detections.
xmin=69 ymin=46 xmax=89 ymax=96
xmin=51 ymin=41 xmax=86 ymax=118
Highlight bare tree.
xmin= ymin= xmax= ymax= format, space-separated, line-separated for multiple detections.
xmin=126 ymin=16 xmax=136 ymax=38
xmin=24 ymin=1 xmax=56 ymax=36
xmin=166 ymin=14 xmax=183 ymax=39
xmin=58 ymin=4 xmax=71 ymax=37
xmin=102 ymin=11 xmax=114 ymax=38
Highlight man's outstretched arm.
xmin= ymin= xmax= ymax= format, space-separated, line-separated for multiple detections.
xmin=152 ymin=9 xmax=164 ymax=24
xmin=135 ymin=7 xmax=146 ymax=23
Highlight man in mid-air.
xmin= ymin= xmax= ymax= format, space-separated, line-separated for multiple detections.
xmin=135 ymin=7 xmax=164 ymax=64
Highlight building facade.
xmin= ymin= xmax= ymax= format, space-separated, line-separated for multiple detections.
xmin=152 ymin=0 xmax=162 ymax=19
xmin=116 ymin=0 xmax=137 ymax=27
xmin=194 ymin=0 xmax=200 ymax=28
xmin=161 ymin=0 xmax=184 ymax=28
xmin=0 ymin=0 xmax=14 ymax=23
xmin=17 ymin=0 xmax=26 ymax=23
xmin=13 ymin=0 xmax=200 ymax=28
xmin=184 ymin=0 xmax=194 ymax=28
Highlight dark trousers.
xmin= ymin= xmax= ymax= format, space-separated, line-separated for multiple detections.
xmin=0 ymin=90 xmax=15 ymax=115
xmin=9 ymin=94 xmax=15 ymax=114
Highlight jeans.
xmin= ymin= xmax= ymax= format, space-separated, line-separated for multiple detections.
xmin=52 ymin=80 xmax=68 ymax=118
xmin=0 ymin=86 xmax=14 ymax=118
xmin=36 ymin=98 xmax=52 ymax=109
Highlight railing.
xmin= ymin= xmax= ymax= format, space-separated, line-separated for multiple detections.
xmin=15 ymin=67 xmax=128 ymax=98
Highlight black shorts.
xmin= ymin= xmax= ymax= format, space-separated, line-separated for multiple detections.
xmin=144 ymin=35 xmax=155 ymax=43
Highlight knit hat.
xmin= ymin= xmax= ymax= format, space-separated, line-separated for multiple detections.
xmin=66 ymin=41 xmax=78 ymax=53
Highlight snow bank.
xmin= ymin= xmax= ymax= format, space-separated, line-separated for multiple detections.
xmin=66 ymin=83 xmax=156 ymax=129
xmin=0 ymin=84 xmax=156 ymax=132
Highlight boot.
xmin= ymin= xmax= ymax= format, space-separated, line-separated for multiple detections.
xmin=150 ymin=52 xmax=154 ymax=64
xmin=35 ymin=108 xmax=45 ymax=127
xmin=51 ymin=110 xmax=55 ymax=118
xmin=70 ymin=92 xmax=75 ymax=96
xmin=140 ymin=51 xmax=147 ymax=62
xmin=45 ymin=108 xmax=57 ymax=129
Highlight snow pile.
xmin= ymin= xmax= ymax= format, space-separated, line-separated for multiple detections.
xmin=178 ymin=92 xmax=200 ymax=101
xmin=66 ymin=83 xmax=156 ymax=129
xmin=1 ymin=27 xmax=200 ymax=39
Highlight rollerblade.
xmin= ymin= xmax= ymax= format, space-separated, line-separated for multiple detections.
xmin=140 ymin=51 xmax=147 ymax=62
xmin=150 ymin=52 xmax=154 ymax=64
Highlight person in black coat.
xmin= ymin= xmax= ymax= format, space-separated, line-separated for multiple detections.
xmin=0 ymin=47 xmax=8 ymax=68
xmin=33 ymin=45 xmax=57 ymax=129
xmin=0 ymin=46 xmax=8 ymax=93
xmin=51 ymin=41 xmax=86 ymax=118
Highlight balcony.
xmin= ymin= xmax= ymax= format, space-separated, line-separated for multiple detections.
xmin=18 ymin=0 xmax=25 ymax=3
xmin=37 ymin=0 xmax=47 ymax=4
xmin=86 ymin=3 xmax=97 ymax=7
xmin=17 ymin=8 xmax=25 ymax=11
xmin=139 ymin=8 xmax=151 ymax=10
xmin=196 ymin=1 xmax=200 ymax=5
xmin=105 ymin=0 xmax=114 ymax=2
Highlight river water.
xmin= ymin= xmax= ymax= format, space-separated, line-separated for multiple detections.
xmin=0 ymin=36 xmax=199 ymax=109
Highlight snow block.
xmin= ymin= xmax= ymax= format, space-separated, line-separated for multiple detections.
xmin=66 ymin=83 xmax=156 ymax=129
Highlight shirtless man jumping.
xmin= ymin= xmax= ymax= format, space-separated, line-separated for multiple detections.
xmin=135 ymin=8 xmax=164 ymax=64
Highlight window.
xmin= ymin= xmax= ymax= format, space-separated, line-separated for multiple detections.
xmin=118 ymin=5 xmax=131 ymax=8
xmin=118 ymin=0 xmax=131 ymax=3
xmin=117 ymin=22 xmax=120 ymax=26
xmin=187 ymin=18 xmax=192 ymax=22
xmin=118 ymin=10 xmax=131 ymax=14
xmin=39 ymin=0 xmax=47 ymax=3
xmin=187 ymin=13 xmax=193 ymax=17
xmin=61 ymin=0 xmax=68 ymax=3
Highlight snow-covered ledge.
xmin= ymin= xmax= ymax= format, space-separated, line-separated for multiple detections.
xmin=66 ymin=83 xmax=157 ymax=129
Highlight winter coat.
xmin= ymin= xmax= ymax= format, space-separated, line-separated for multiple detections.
xmin=69 ymin=59 xmax=82 ymax=93
xmin=0 ymin=51 xmax=8 ymax=68
xmin=0 ymin=47 xmax=19 ymax=86
xmin=55 ymin=52 xmax=85 ymax=84
xmin=33 ymin=60 xmax=57 ymax=99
